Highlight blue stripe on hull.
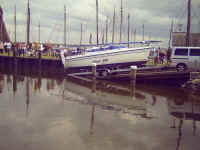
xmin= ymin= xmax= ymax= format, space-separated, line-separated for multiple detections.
xmin=66 ymin=48 xmax=150 ymax=62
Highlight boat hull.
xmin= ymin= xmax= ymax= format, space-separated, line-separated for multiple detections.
xmin=61 ymin=47 xmax=152 ymax=71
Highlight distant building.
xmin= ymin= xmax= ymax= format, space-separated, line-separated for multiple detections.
xmin=172 ymin=32 xmax=200 ymax=47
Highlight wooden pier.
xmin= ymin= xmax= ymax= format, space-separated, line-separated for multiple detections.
xmin=0 ymin=53 xmax=62 ymax=66
xmin=67 ymin=65 xmax=190 ymax=83
xmin=0 ymin=54 xmax=194 ymax=84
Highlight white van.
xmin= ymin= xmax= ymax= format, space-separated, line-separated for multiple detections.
xmin=170 ymin=47 xmax=200 ymax=71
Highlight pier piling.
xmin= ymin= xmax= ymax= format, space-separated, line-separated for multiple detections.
xmin=130 ymin=66 xmax=137 ymax=98
xmin=92 ymin=63 xmax=97 ymax=93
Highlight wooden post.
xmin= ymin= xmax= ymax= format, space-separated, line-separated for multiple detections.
xmin=130 ymin=66 xmax=137 ymax=98
xmin=92 ymin=63 xmax=96 ymax=93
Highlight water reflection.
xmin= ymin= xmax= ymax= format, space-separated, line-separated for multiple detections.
xmin=0 ymin=60 xmax=199 ymax=150
xmin=26 ymin=77 xmax=30 ymax=117
xmin=90 ymin=105 xmax=95 ymax=135
xmin=166 ymin=95 xmax=200 ymax=150
xmin=13 ymin=65 xmax=17 ymax=94
xmin=63 ymin=77 xmax=155 ymax=136
xmin=0 ymin=73 xmax=4 ymax=93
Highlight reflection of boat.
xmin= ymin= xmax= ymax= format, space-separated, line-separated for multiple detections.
xmin=63 ymin=78 xmax=146 ymax=115
xmin=61 ymin=44 xmax=154 ymax=71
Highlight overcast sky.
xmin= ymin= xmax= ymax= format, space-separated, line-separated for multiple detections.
xmin=1 ymin=0 xmax=200 ymax=47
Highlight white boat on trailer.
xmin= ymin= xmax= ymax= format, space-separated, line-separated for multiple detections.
xmin=60 ymin=41 xmax=159 ymax=75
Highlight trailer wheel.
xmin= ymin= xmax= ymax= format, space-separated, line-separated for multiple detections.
xmin=102 ymin=69 xmax=111 ymax=77
xmin=176 ymin=64 xmax=187 ymax=72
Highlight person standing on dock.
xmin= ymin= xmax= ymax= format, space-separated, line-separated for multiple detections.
xmin=0 ymin=41 xmax=4 ymax=53
xmin=159 ymin=51 xmax=165 ymax=64
xmin=167 ymin=47 xmax=172 ymax=65
xmin=15 ymin=42 xmax=20 ymax=56
xmin=154 ymin=48 xmax=160 ymax=65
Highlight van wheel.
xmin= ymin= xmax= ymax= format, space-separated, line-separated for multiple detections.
xmin=176 ymin=64 xmax=186 ymax=72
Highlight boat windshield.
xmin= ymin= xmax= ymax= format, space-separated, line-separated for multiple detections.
xmin=86 ymin=45 xmax=126 ymax=52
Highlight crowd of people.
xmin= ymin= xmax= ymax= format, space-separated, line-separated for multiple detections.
xmin=0 ymin=41 xmax=60 ymax=58
xmin=149 ymin=47 xmax=172 ymax=65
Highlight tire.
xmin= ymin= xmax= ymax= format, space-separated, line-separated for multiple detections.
xmin=176 ymin=64 xmax=187 ymax=72
xmin=102 ymin=69 xmax=111 ymax=77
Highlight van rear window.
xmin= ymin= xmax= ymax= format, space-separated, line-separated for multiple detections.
xmin=174 ymin=48 xmax=188 ymax=56
xmin=190 ymin=49 xmax=200 ymax=56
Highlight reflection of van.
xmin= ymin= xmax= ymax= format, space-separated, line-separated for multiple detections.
xmin=170 ymin=47 xmax=200 ymax=71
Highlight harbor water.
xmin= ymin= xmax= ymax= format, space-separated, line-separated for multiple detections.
xmin=0 ymin=63 xmax=199 ymax=150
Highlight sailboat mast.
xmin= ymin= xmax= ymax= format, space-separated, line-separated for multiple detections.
xmin=134 ymin=29 xmax=136 ymax=47
xmin=96 ymin=0 xmax=99 ymax=45
xmin=186 ymin=0 xmax=191 ymax=47
xmin=89 ymin=33 xmax=92 ymax=44
xmin=14 ymin=4 xmax=16 ymax=43
xmin=102 ymin=28 xmax=104 ymax=45
xmin=80 ymin=23 xmax=82 ymax=45
xmin=64 ymin=5 xmax=66 ymax=47
xmin=38 ymin=21 xmax=40 ymax=43
xmin=142 ymin=24 xmax=144 ymax=41
xmin=112 ymin=7 xmax=115 ymax=44
xmin=105 ymin=16 xmax=108 ymax=44
xmin=127 ymin=13 xmax=130 ymax=48
xmin=168 ymin=20 xmax=174 ymax=48
xmin=120 ymin=0 xmax=123 ymax=43
xmin=26 ymin=0 xmax=30 ymax=44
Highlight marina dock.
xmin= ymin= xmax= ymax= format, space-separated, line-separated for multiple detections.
xmin=67 ymin=65 xmax=190 ymax=83
xmin=0 ymin=54 xmax=192 ymax=84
